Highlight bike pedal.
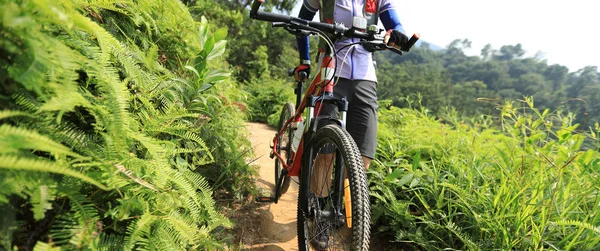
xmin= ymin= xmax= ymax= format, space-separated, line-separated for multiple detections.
xmin=255 ymin=196 xmax=276 ymax=203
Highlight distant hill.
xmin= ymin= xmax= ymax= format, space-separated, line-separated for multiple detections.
xmin=416 ymin=40 xmax=443 ymax=51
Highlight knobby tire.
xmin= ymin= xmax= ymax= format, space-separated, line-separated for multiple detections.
xmin=297 ymin=124 xmax=371 ymax=251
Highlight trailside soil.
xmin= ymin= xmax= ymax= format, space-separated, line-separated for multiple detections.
xmin=223 ymin=122 xmax=299 ymax=251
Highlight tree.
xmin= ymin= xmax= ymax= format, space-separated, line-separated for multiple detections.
xmin=494 ymin=44 xmax=526 ymax=61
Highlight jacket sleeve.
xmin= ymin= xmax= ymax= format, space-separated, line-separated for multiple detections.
xmin=379 ymin=0 xmax=406 ymax=34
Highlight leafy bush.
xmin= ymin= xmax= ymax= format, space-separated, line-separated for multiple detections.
xmin=245 ymin=76 xmax=295 ymax=125
xmin=370 ymin=98 xmax=600 ymax=250
xmin=0 ymin=0 xmax=251 ymax=249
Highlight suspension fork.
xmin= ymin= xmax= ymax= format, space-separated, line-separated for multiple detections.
xmin=333 ymin=148 xmax=345 ymax=222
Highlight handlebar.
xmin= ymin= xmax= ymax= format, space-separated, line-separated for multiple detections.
xmin=250 ymin=0 xmax=420 ymax=52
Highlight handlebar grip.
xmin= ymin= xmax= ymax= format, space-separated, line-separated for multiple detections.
xmin=404 ymin=33 xmax=420 ymax=51
xmin=250 ymin=0 xmax=264 ymax=18
xmin=288 ymin=69 xmax=295 ymax=76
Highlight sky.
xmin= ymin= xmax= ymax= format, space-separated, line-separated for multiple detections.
xmin=291 ymin=0 xmax=599 ymax=72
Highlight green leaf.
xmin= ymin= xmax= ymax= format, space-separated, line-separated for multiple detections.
xmin=213 ymin=27 xmax=228 ymax=42
xmin=398 ymin=173 xmax=414 ymax=187
xmin=201 ymin=37 xmax=215 ymax=59
xmin=582 ymin=149 xmax=596 ymax=165
xmin=412 ymin=151 xmax=421 ymax=171
xmin=198 ymin=16 xmax=209 ymax=49
xmin=184 ymin=65 xmax=200 ymax=78
xmin=409 ymin=177 xmax=420 ymax=188
xmin=199 ymin=84 xmax=213 ymax=92
xmin=206 ymin=40 xmax=226 ymax=61
xmin=204 ymin=69 xmax=230 ymax=84
xmin=384 ymin=168 xmax=403 ymax=182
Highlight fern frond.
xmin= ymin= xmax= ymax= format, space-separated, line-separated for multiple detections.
xmin=12 ymin=93 xmax=40 ymax=112
xmin=0 ymin=110 xmax=33 ymax=120
xmin=167 ymin=147 xmax=204 ymax=155
xmin=446 ymin=219 xmax=477 ymax=249
xmin=124 ymin=213 xmax=156 ymax=250
xmin=183 ymin=170 xmax=212 ymax=195
xmin=165 ymin=168 xmax=227 ymax=228
xmin=129 ymin=132 xmax=168 ymax=159
xmin=72 ymin=0 xmax=132 ymax=16
xmin=30 ymin=184 xmax=57 ymax=221
xmin=38 ymin=85 xmax=92 ymax=120
xmin=98 ymin=233 xmax=125 ymax=251
xmin=0 ymin=156 xmax=107 ymax=190
xmin=32 ymin=241 xmax=60 ymax=251
xmin=154 ymin=225 xmax=186 ymax=251
xmin=114 ymin=163 xmax=157 ymax=191
xmin=59 ymin=188 xmax=100 ymax=223
xmin=146 ymin=129 xmax=213 ymax=164
xmin=0 ymin=124 xmax=81 ymax=158
xmin=553 ymin=219 xmax=600 ymax=234
xmin=45 ymin=123 xmax=100 ymax=154
xmin=49 ymin=217 xmax=78 ymax=246
xmin=164 ymin=211 xmax=198 ymax=245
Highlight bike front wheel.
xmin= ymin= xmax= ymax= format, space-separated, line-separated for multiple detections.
xmin=297 ymin=124 xmax=371 ymax=251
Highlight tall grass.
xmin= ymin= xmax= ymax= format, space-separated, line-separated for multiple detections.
xmin=370 ymin=97 xmax=600 ymax=250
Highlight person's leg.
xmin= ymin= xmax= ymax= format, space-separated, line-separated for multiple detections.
xmin=310 ymin=78 xmax=351 ymax=197
xmin=345 ymin=79 xmax=378 ymax=170
xmin=362 ymin=156 xmax=372 ymax=169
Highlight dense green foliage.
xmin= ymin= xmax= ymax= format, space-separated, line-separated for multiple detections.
xmin=0 ymin=0 xmax=252 ymax=249
xmin=202 ymin=0 xmax=600 ymax=129
xmin=202 ymin=2 xmax=600 ymax=248
xmin=189 ymin=0 xmax=306 ymax=123
xmin=370 ymin=98 xmax=600 ymax=249
xmin=3 ymin=0 xmax=600 ymax=250
xmin=376 ymin=41 xmax=600 ymax=127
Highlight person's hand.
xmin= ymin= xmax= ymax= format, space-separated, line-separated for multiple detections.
xmin=294 ymin=64 xmax=311 ymax=81
xmin=384 ymin=30 xmax=409 ymax=51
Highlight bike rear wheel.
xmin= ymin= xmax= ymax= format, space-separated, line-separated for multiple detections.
xmin=275 ymin=102 xmax=294 ymax=197
xmin=297 ymin=124 xmax=371 ymax=251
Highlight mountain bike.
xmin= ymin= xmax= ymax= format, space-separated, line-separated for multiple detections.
xmin=250 ymin=1 xmax=419 ymax=250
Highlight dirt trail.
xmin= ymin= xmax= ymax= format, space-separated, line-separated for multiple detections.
xmin=239 ymin=122 xmax=299 ymax=251
xmin=234 ymin=122 xmax=396 ymax=251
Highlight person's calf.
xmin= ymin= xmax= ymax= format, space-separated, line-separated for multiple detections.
xmin=362 ymin=156 xmax=372 ymax=170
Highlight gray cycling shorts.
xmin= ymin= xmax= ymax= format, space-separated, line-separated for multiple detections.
xmin=316 ymin=78 xmax=378 ymax=159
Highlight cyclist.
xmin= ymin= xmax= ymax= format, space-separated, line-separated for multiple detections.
xmin=295 ymin=0 xmax=410 ymax=170
xmin=293 ymin=0 xmax=411 ymax=249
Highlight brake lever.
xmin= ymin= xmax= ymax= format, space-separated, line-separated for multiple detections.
xmin=279 ymin=24 xmax=313 ymax=37
xmin=361 ymin=42 xmax=403 ymax=55
xmin=385 ymin=44 xmax=403 ymax=55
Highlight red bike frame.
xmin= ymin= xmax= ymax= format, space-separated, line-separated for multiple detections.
xmin=271 ymin=55 xmax=337 ymax=177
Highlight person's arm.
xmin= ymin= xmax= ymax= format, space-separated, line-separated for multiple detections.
xmin=294 ymin=1 xmax=318 ymax=80
xmin=380 ymin=7 xmax=405 ymax=34
xmin=379 ymin=2 xmax=409 ymax=50
xmin=296 ymin=3 xmax=317 ymax=64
